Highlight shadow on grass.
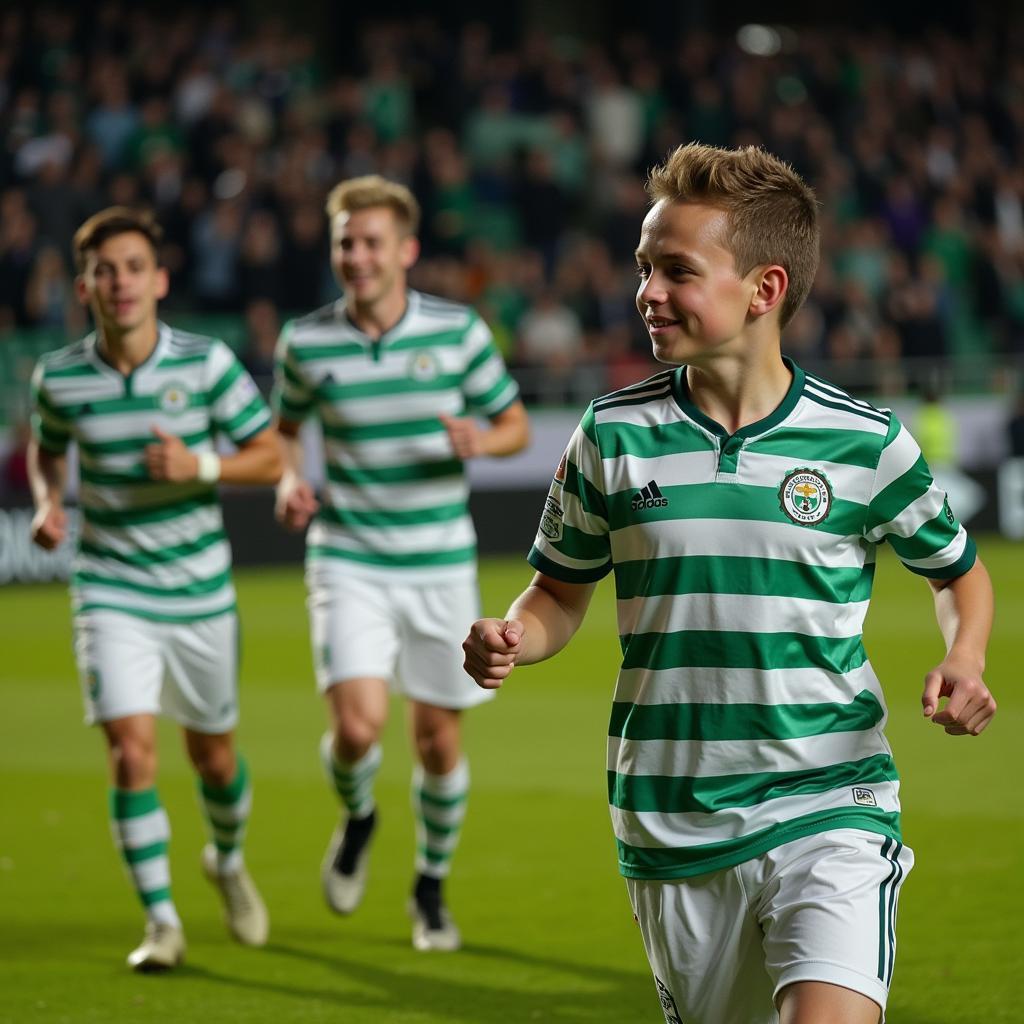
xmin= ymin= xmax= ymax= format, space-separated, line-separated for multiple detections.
xmin=169 ymin=935 xmax=654 ymax=1022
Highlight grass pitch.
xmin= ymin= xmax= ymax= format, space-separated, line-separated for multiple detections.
xmin=0 ymin=541 xmax=1020 ymax=1023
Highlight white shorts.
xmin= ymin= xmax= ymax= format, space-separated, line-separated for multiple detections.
xmin=73 ymin=609 xmax=240 ymax=733
xmin=626 ymin=829 xmax=914 ymax=1024
xmin=307 ymin=567 xmax=493 ymax=710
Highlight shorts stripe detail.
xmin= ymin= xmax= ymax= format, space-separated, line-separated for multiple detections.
xmin=876 ymin=837 xmax=902 ymax=982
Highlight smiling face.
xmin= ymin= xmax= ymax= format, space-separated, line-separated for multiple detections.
xmin=634 ymin=200 xmax=767 ymax=365
xmin=76 ymin=230 xmax=168 ymax=339
xmin=330 ymin=205 xmax=419 ymax=313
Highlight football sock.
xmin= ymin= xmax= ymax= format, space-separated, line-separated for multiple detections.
xmin=411 ymin=758 xmax=469 ymax=880
xmin=321 ymin=732 xmax=381 ymax=819
xmin=109 ymin=786 xmax=181 ymax=928
xmin=198 ymin=754 xmax=252 ymax=876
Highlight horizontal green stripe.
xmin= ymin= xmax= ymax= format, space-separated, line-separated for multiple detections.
xmin=598 ymin=420 xmax=717 ymax=460
xmin=322 ymin=417 xmax=447 ymax=442
xmin=110 ymin=787 xmax=160 ymax=819
xmin=563 ymin=459 xmax=608 ymax=519
xmin=79 ymin=427 xmax=212 ymax=456
xmin=417 ymin=845 xmax=450 ymax=865
xmin=80 ymin=528 xmax=227 ymax=567
xmin=45 ymin=362 xmax=104 ymax=379
xmin=613 ymin=555 xmax=875 ymax=603
xmin=217 ymin=396 xmax=268 ymax=436
xmin=233 ymin=412 xmax=273 ymax=444
xmin=616 ymin=807 xmax=901 ymax=879
xmin=608 ymin=481 xmax=865 ymax=535
xmin=418 ymin=790 xmax=468 ymax=810
xmin=123 ymin=840 xmax=168 ymax=865
xmin=527 ymin=545 xmax=611 ymax=583
xmin=552 ymin=522 xmax=610 ymax=562
xmin=389 ymin=327 xmax=465 ymax=353
xmin=320 ymin=373 xmax=463 ymax=401
xmin=903 ymin=537 xmax=976 ymax=579
xmin=745 ymin=427 xmax=882 ymax=469
xmin=275 ymin=393 xmax=313 ymax=419
xmin=610 ymin=689 xmax=884 ymax=742
xmin=82 ymin=492 xmax=217 ymax=527
xmin=580 ymin=404 xmax=598 ymax=446
xmin=620 ymin=629 xmax=866 ymax=674
xmin=158 ymin=352 xmax=207 ymax=369
xmin=51 ymin=393 xmax=207 ymax=418
xmin=201 ymin=764 xmax=249 ymax=806
xmin=74 ymin=567 xmax=233 ymax=598
xmin=470 ymin=376 xmax=516 ymax=411
xmin=80 ymin=465 xmax=161 ymax=486
xmin=864 ymin=455 xmax=931 ymax=532
xmin=419 ymin=818 xmax=461 ymax=837
xmin=609 ymin=752 xmax=897 ymax=814
xmin=326 ymin=459 xmax=463 ymax=486
xmin=319 ymin=502 xmax=466 ymax=529
xmin=886 ymin=507 xmax=960 ymax=561
xmin=291 ymin=342 xmax=367 ymax=362
xmin=208 ymin=360 xmax=243 ymax=404
xmin=75 ymin=601 xmax=236 ymax=623
xmin=464 ymin=343 xmax=495 ymax=375
xmin=309 ymin=544 xmax=476 ymax=569
xmin=140 ymin=886 xmax=173 ymax=907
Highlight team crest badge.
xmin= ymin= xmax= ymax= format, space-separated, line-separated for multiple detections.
xmin=157 ymin=381 xmax=189 ymax=415
xmin=539 ymin=495 xmax=564 ymax=541
xmin=779 ymin=468 xmax=833 ymax=526
xmin=408 ymin=351 xmax=440 ymax=382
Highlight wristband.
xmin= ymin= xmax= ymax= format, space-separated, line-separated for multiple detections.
xmin=196 ymin=451 xmax=221 ymax=483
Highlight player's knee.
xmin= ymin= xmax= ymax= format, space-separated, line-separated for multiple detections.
xmin=188 ymin=741 xmax=236 ymax=786
xmin=334 ymin=717 xmax=379 ymax=761
xmin=108 ymin=736 xmax=157 ymax=788
xmin=413 ymin=727 xmax=459 ymax=774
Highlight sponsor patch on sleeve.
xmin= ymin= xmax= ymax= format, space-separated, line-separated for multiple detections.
xmin=539 ymin=495 xmax=564 ymax=542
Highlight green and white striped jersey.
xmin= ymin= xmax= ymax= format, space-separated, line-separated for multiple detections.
xmin=273 ymin=290 xmax=520 ymax=581
xmin=528 ymin=360 xmax=975 ymax=881
xmin=30 ymin=323 xmax=272 ymax=622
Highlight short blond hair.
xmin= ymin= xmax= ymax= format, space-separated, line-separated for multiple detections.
xmin=324 ymin=175 xmax=420 ymax=235
xmin=646 ymin=143 xmax=819 ymax=327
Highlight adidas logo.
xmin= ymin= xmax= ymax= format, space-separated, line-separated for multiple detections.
xmin=631 ymin=480 xmax=669 ymax=511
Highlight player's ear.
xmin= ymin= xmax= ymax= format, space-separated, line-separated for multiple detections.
xmin=154 ymin=266 xmax=170 ymax=301
xmin=749 ymin=265 xmax=787 ymax=319
xmin=399 ymin=234 xmax=420 ymax=271
xmin=74 ymin=275 xmax=91 ymax=307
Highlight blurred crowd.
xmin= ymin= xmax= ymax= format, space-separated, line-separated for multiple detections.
xmin=4 ymin=5 xmax=1024 ymax=403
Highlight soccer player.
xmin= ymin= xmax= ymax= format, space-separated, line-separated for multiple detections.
xmin=273 ymin=175 xmax=529 ymax=951
xmin=28 ymin=207 xmax=283 ymax=972
xmin=463 ymin=144 xmax=997 ymax=1024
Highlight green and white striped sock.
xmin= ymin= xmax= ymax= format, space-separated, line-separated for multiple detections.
xmin=412 ymin=759 xmax=469 ymax=879
xmin=320 ymin=732 xmax=381 ymax=819
xmin=109 ymin=787 xmax=180 ymax=928
xmin=198 ymin=755 xmax=252 ymax=876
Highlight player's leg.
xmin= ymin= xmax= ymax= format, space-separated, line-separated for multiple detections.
xmin=75 ymin=610 xmax=185 ymax=971
xmin=758 ymin=829 xmax=915 ymax=1024
xmin=309 ymin=567 xmax=398 ymax=913
xmin=320 ymin=675 xmax=390 ymax=912
xmin=407 ymin=700 xmax=466 ymax=951
xmin=627 ymin=869 xmax=777 ymax=1024
xmin=396 ymin=579 xmax=491 ymax=952
xmin=164 ymin=612 xmax=268 ymax=947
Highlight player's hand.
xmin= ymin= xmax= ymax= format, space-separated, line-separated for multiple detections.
xmin=145 ymin=426 xmax=199 ymax=482
xmin=275 ymin=477 xmax=319 ymax=532
xmin=30 ymin=501 xmax=67 ymax=550
xmin=440 ymin=414 xmax=485 ymax=459
xmin=463 ymin=617 xmax=524 ymax=689
xmin=921 ymin=653 xmax=997 ymax=736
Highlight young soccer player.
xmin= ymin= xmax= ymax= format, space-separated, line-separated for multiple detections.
xmin=28 ymin=207 xmax=282 ymax=971
xmin=273 ymin=175 xmax=529 ymax=951
xmin=463 ymin=144 xmax=997 ymax=1023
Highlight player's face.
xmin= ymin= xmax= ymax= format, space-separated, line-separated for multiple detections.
xmin=77 ymin=231 xmax=168 ymax=338
xmin=331 ymin=206 xmax=419 ymax=310
xmin=635 ymin=200 xmax=762 ymax=365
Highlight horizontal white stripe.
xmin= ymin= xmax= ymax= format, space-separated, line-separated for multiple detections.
xmin=325 ymin=433 xmax=457 ymax=468
xmin=616 ymin=591 xmax=870 ymax=640
xmin=790 ymin=401 xmax=889 ymax=437
xmin=603 ymin=450 xmax=717 ymax=490
xmin=612 ymin=518 xmax=867 ymax=569
xmin=73 ymin=581 xmax=236 ymax=617
xmin=865 ymin=486 xmax=944 ymax=542
xmin=612 ymin=661 xmax=885 ymax=708
xmin=114 ymin=807 xmax=169 ymax=847
xmin=610 ymin=780 xmax=902 ymax=850
xmin=309 ymin=518 xmax=477 ymax=553
xmin=133 ymin=855 xmax=171 ymax=891
xmin=323 ymin=477 xmax=468 ymax=513
xmin=735 ymin=450 xmax=877 ymax=496
xmin=898 ymin=528 xmax=968 ymax=570
xmin=77 ymin=542 xmax=230 ymax=589
xmin=530 ymin=536 xmax=610 ymax=573
xmin=204 ymin=791 xmax=253 ymax=826
xmin=608 ymin=727 xmax=890 ymax=780
xmin=83 ymin=506 xmax=223 ymax=549
xmin=320 ymin=390 xmax=466 ymax=422
xmin=871 ymin=425 xmax=922 ymax=495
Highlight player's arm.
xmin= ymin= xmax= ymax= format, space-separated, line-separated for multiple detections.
xmin=144 ymin=425 xmax=283 ymax=485
xmin=27 ymin=439 xmax=68 ymax=550
xmin=463 ymin=571 xmax=596 ymax=689
xmin=441 ymin=399 xmax=530 ymax=459
xmin=273 ymin=416 xmax=319 ymax=532
xmin=922 ymin=557 xmax=996 ymax=735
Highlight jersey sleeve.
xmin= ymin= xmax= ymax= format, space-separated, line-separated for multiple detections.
xmin=527 ymin=403 xmax=613 ymax=583
xmin=207 ymin=340 xmax=273 ymax=444
xmin=862 ymin=413 xmax=976 ymax=579
xmin=272 ymin=319 xmax=315 ymax=423
xmin=460 ymin=313 xmax=520 ymax=418
xmin=29 ymin=359 xmax=73 ymax=454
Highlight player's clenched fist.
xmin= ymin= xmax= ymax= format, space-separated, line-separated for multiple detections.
xmin=30 ymin=502 xmax=67 ymax=550
xmin=145 ymin=426 xmax=198 ymax=482
xmin=275 ymin=477 xmax=320 ymax=532
xmin=462 ymin=618 xmax=524 ymax=689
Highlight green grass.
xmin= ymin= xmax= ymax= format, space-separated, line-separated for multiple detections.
xmin=0 ymin=541 xmax=1020 ymax=1023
